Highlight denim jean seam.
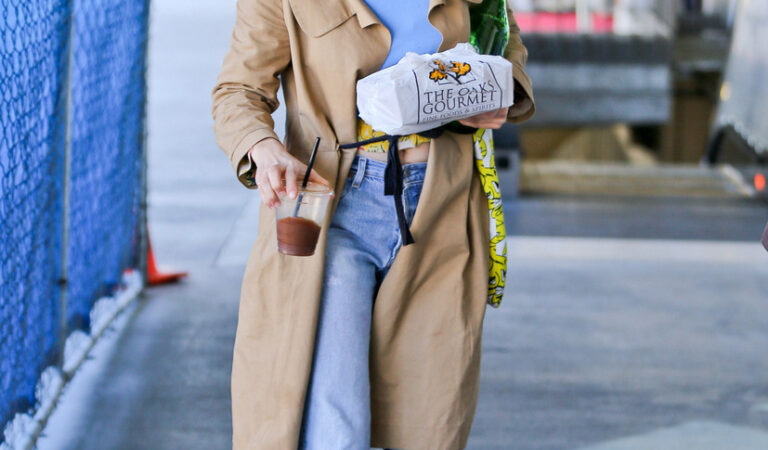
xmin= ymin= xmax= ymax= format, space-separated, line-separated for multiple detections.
xmin=403 ymin=178 xmax=424 ymax=188
xmin=384 ymin=230 xmax=401 ymax=269
xmin=337 ymin=179 xmax=353 ymax=202
xmin=403 ymin=184 xmax=421 ymax=225
xmin=351 ymin=157 xmax=367 ymax=188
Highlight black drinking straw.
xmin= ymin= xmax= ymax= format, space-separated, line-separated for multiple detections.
xmin=292 ymin=137 xmax=321 ymax=217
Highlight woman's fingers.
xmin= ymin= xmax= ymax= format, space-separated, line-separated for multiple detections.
xmin=284 ymin=162 xmax=298 ymax=199
xmin=288 ymin=154 xmax=330 ymax=188
xmin=458 ymin=107 xmax=509 ymax=129
xmin=306 ymin=168 xmax=329 ymax=187
xmin=458 ymin=117 xmax=498 ymax=129
xmin=267 ymin=164 xmax=285 ymax=205
xmin=489 ymin=115 xmax=506 ymax=129
xmin=459 ymin=117 xmax=504 ymax=129
xmin=289 ymin=167 xmax=329 ymax=191
xmin=249 ymin=141 xmax=331 ymax=207
xmin=257 ymin=171 xmax=278 ymax=208
xmin=477 ymin=109 xmax=507 ymax=128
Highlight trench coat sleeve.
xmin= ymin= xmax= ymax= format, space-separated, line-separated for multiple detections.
xmin=212 ymin=0 xmax=290 ymax=188
xmin=504 ymin=8 xmax=535 ymax=123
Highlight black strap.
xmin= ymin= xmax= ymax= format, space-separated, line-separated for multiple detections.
xmin=338 ymin=134 xmax=393 ymax=150
xmin=338 ymin=132 xmax=418 ymax=246
xmin=384 ymin=135 xmax=414 ymax=245
xmin=337 ymin=123 xmax=473 ymax=246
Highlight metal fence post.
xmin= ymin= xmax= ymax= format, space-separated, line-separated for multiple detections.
xmin=57 ymin=0 xmax=76 ymax=369
xmin=137 ymin=0 xmax=151 ymax=283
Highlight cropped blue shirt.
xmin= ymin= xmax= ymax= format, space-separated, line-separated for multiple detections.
xmin=364 ymin=0 xmax=442 ymax=69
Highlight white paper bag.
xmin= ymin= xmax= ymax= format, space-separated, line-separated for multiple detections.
xmin=356 ymin=43 xmax=514 ymax=135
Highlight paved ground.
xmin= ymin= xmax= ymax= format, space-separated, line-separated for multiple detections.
xmin=37 ymin=1 xmax=768 ymax=449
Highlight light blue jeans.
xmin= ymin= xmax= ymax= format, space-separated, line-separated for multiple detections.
xmin=298 ymin=155 xmax=426 ymax=450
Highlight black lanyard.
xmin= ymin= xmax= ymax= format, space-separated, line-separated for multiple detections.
xmin=339 ymin=134 xmax=415 ymax=245
xmin=338 ymin=123 xmax=474 ymax=246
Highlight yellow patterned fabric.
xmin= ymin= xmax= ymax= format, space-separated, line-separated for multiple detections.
xmin=356 ymin=119 xmax=431 ymax=152
xmin=472 ymin=128 xmax=506 ymax=307
xmin=355 ymin=119 xmax=507 ymax=307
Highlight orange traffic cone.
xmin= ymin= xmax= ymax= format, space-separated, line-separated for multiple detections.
xmin=146 ymin=230 xmax=187 ymax=285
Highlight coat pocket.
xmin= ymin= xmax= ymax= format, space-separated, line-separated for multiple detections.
xmin=288 ymin=0 xmax=355 ymax=37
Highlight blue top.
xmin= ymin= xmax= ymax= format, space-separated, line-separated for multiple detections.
xmin=364 ymin=0 xmax=442 ymax=69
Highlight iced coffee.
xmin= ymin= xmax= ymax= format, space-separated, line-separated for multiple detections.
xmin=274 ymin=182 xmax=333 ymax=256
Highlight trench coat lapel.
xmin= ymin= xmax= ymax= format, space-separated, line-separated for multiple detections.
xmin=343 ymin=0 xmax=381 ymax=29
xmin=429 ymin=0 xmax=473 ymax=51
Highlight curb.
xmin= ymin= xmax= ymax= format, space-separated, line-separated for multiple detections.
xmin=1 ymin=271 xmax=144 ymax=450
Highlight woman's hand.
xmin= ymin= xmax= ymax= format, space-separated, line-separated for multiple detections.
xmin=248 ymin=138 xmax=329 ymax=208
xmin=457 ymin=107 xmax=509 ymax=129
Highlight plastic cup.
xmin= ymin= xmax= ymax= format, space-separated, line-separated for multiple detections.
xmin=275 ymin=182 xmax=334 ymax=256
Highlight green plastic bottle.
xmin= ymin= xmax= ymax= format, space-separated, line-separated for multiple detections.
xmin=469 ymin=0 xmax=510 ymax=56
xmin=445 ymin=0 xmax=510 ymax=134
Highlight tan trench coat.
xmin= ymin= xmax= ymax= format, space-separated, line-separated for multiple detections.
xmin=212 ymin=0 xmax=535 ymax=448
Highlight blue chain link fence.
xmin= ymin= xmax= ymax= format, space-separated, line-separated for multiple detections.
xmin=0 ymin=0 xmax=70 ymax=433
xmin=0 ymin=0 xmax=148 ymax=438
xmin=66 ymin=0 xmax=148 ymax=331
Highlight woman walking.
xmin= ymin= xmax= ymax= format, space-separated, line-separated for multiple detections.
xmin=212 ymin=0 xmax=534 ymax=448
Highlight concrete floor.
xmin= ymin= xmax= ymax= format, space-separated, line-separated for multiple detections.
xmin=37 ymin=0 xmax=768 ymax=449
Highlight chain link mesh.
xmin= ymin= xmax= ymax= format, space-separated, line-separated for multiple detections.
xmin=1 ymin=0 xmax=148 ymax=436
xmin=0 ymin=0 xmax=70 ymax=430
xmin=65 ymin=0 xmax=148 ymax=331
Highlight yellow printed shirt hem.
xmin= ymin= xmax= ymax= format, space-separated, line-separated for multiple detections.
xmin=356 ymin=118 xmax=431 ymax=152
